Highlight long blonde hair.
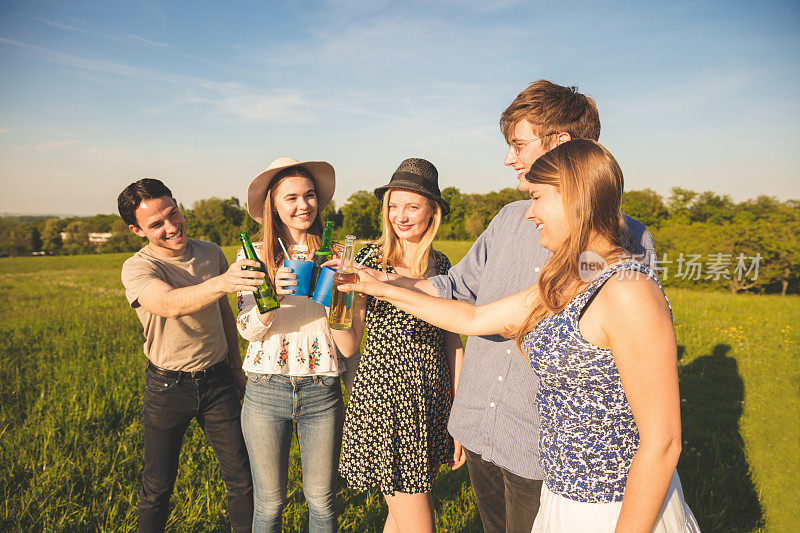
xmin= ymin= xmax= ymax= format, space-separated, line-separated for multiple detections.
xmin=374 ymin=189 xmax=442 ymax=278
xmin=512 ymin=139 xmax=627 ymax=349
xmin=256 ymin=166 xmax=322 ymax=284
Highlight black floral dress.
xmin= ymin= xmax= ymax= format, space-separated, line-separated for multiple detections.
xmin=339 ymin=244 xmax=455 ymax=495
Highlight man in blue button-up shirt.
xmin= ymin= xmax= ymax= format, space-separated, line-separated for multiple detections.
xmin=385 ymin=80 xmax=655 ymax=532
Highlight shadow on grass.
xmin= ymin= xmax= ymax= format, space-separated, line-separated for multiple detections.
xmin=678 ymin=344 xmax=764 ymax=532
xmin=433 ymin=464 xmax=483 ymax=532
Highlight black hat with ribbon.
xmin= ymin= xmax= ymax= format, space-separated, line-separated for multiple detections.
xmin=373 ymin=158 xmax=450 ymax=216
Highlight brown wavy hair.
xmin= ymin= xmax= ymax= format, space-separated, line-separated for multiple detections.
xmin=500 ymin=80 xmax=600 ymax=149
xmin=256 ymin=166 xmax=322 ymax=284
xmin=511 ymin=139 xmax=627 ymax=349
xmin=374 ymin=189 xmax=442 ymax=278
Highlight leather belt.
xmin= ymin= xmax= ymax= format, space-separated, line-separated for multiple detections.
xmin=146 ymin=359 xmax=229 ymax=381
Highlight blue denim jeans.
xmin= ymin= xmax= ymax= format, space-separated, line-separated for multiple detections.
xmin=241 ymin=373 xmax=344 ymax=533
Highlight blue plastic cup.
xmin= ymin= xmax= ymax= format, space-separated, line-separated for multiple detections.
xmin=311 ymin=266 xmax=336 ymax=307
xmin=282 ymin=259 xmax=314 ymax=296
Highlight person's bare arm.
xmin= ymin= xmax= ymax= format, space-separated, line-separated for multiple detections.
xmin=596 ymin=275 xmax=681 ymax=533
xmin=446 ymin=332 xmax=467 ymax=469
xmin=388 ymin=273 xmax=438 ymax=296
xmin=446 ymin=332 xmax=463 ymax=398
xmin=219 ymin=297 xmax=246 ymax=399
xmin=137 ymin=258 xmax=264 ymax=319
xmin=324 ymin=259 xmax=439 ymax=297
xmin=337 ymin=269 xmax=534 ymax=336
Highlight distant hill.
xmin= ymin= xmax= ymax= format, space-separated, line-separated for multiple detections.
xmin=0 ymin=214 xmax=69 ymax=223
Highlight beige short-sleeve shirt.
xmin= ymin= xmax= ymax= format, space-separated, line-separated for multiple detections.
xmin=121 ymin=239 xmax=229 ymax=371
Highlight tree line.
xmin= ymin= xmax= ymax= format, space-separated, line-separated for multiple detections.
xmin=2 ymin=187 xmax=798 ymax=294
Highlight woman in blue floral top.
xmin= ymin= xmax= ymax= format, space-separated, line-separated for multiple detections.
xmin=338 ymin=141 xmax=700 ymax=532
xmin=236 ymin=157 xmax=349 ymax=533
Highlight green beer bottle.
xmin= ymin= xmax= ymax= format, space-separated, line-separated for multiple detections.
xmin=308 ymin=220 xmax=334 ymax=297
xmin=239 ymin=233 xmax=280 ymax=313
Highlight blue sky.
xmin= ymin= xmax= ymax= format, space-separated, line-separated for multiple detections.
xmin=1 ymin=0 xmax=799 ymax=216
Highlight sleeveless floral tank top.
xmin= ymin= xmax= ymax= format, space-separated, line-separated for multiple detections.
xmin=521 ymin=261 xmax=669 ymax=503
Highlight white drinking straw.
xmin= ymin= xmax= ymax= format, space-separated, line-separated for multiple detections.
xmin=356 ymin=248 xmax=372 ymax=268
xmin=277 ymin=237 xmax=290 ymax=260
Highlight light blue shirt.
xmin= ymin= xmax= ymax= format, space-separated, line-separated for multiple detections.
xmin=429 ymin=200 xmax=656 ymax=479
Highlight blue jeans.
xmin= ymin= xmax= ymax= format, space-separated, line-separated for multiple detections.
xmin=241 ymin=373 xmax=344 ymax=533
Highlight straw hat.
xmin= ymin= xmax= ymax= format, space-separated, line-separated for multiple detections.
xmin=373 ymin=158 xmax=450 ymax=216
xmin=246 ymin=157 xmax=336 ymax=223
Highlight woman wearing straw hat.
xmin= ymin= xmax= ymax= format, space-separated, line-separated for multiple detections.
xmin=235 ymin=157 xmax=348 ymax=533
xmin=330 ymin=158 xmax=465 ymax=533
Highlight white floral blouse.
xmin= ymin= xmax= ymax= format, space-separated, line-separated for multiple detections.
xmin=235 ymin=243 xmax=345 ymax=376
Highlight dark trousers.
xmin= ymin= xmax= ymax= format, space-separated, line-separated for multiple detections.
xmin=138 ymin=362 xmax=254 ymax=533
xmin=464 ymin=447 xmax=542 ymax=533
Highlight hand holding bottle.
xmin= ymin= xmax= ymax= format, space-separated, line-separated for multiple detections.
xmin=323 ymin=257 xmax=384 ymax=282
xmin=334 ymin=267 xmax=389 ymax=300
xmin=321 ymin=257 xmax=341 ymax=270
xmin=239 ymin=233 xmax=280 ymax=313
xmin=215 ymin=259 xmax=266 ymax=294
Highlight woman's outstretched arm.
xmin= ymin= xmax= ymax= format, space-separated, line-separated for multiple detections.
xmin=336 ymin=268 xmax=535 ymax=337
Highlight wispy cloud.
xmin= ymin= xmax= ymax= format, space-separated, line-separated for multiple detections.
xmin=0 ymin=36 xmax=375 ymax=123
xmin=0 ymin=36 xmax=238 ymax=91
xmin=131 ymin=0 xmax=163 ymax=15
xmin=605 ymin=71 xmax=754 ymax=114
xmin=261 ymin=13 xmax=534 ymax=80
xmin=85 ymin=144 xmax=126 ymax=159
xmin=36 ymin=19 xmax=232 ymax=70
xmin=35 ymin=140 xmax=78 ymax=151
xmin=4 ymin=12 xmax=533 ymax=135
xmin=428 ymin=0 xmax=525 ymax=12
xmin=319 ymin=0 xmax=394 ymax=13
xmin=206 ymin=91 xmax=308 ymax=122
xmin=38 ymin=19 xmax=177 ymax=50
xmin=242 ymin=15 xmax=534 ymax=129
xmin=320 ymin=0 xmax=523 ymax=14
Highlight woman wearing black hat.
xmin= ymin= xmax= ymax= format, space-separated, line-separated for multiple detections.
xmin=335 ymin=141 xmax=700 ymax=533
xmin=332 ymin=158 xmax=464 ymax=532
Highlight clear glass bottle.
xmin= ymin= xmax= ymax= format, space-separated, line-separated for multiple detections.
xmin=328 ymin=234 xmax=357 ymax=330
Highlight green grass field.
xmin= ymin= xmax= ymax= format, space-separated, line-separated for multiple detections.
xmin=1 ymin=243 xmax=798 ymax=532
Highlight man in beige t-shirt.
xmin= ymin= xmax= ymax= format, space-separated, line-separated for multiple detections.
xmin=122 ymin=239 xmax=234 ymax=371
xmin=118 ymin=178 xmax=265 ymax=533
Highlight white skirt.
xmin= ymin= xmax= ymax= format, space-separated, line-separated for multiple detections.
xmin=531 ymin=470 xmax=700 ymax=532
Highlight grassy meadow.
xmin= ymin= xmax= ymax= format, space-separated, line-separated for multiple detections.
xmin=0 ymin=242 xmax=798 ymax=532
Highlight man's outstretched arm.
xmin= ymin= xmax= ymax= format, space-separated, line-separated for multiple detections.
xmin=135 ymin=259 xmax=265 ymax=318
